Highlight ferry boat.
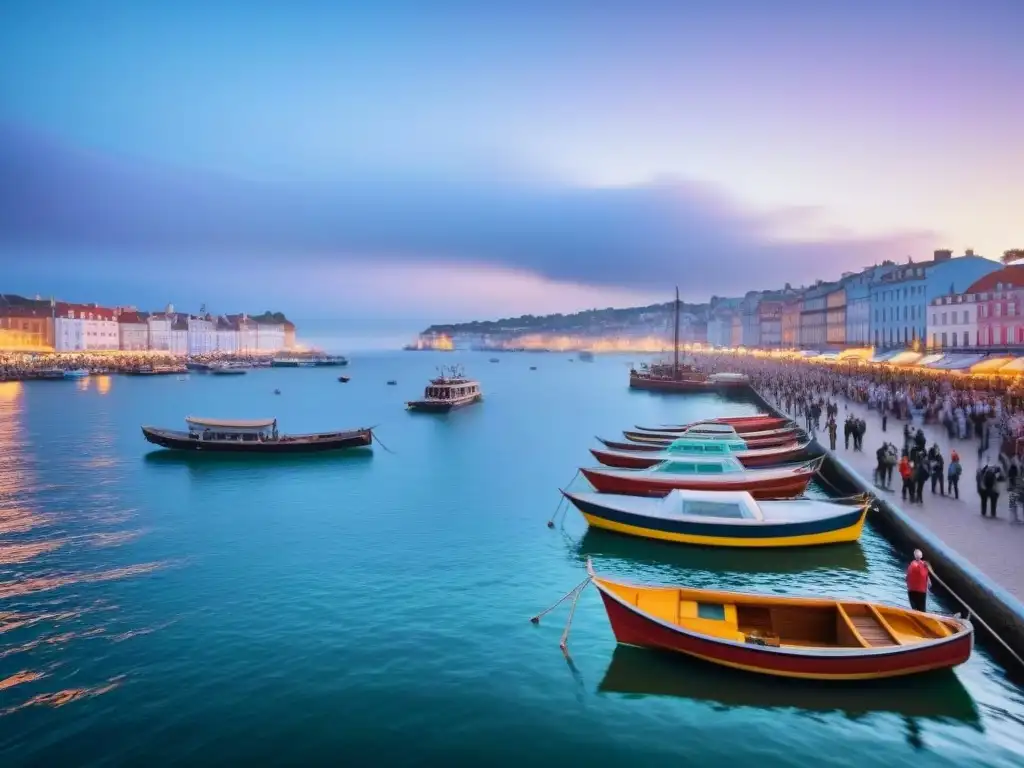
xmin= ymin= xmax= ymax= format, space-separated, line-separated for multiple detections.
xmin=406 ymin=366 xmax=482 ymax=413
xmin=141 ymin=417 xmax=373 ymax=454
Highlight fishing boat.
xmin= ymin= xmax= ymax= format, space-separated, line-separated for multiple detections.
xmin=590 ymin=436 xmax=814 ymax=469
xmin=624 ymin=424 xmax=801 ymax=449
xmin=584 ymin=559 xmax=973 ymax=680
xmin=63 ymin=369 xmax=89 ymax=379
xmin=634 ymin=414 xmax=791 ymax=434
xmin=141 ymin=417 xmax=373 ymax=454
xmin=579 ymin=455 xmax=822 ymax=498
xmin=313 ymin=355 xmax=349 ymax=367
xmin=562 ymin=488 xmax=867 ymax=547
xmin=629 ymin=288 xmax=714 ymax=392
xmin=406 ymin=366 xmax=481 ymax=413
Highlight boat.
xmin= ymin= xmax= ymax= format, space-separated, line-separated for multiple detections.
xmin=623 ymin=424 xmax=801 ymax=449
xmin=530 ymin=366 xmax=537 ymax=371
xmin=489 ymin=358 xmax=500 ymax=363
xmin=210 ymin=366 xmax=247 ymax=376
xmin=590 ymin=436 xmax=814 ymax=469
xmin=628 ymin=288 xmax=713 ymax=392
xmin=579 ymin=455 xmax=822 ymax=498
xmin=339 ymin=376 xmax=351 ymax=383
xmin=271 ymin=357 xmax=317 ymax=368
xmin=578 ymin=351 xmax=595 ymax=362
xmin=709 ymin=372 xmax=750 ymax=386
xmin=124 ymin=365 xmax=187 ymax=376
xmin=562 ymin=488 xmax=867 ymax=547
xmin=584 ymin=559 xmax=973 ymax=680
xmin=313 ymin=355 xmax=349 ymax=367
xmin=186 ymin=361 xmax=213 ymax=372
xmin=406 ymin=366 xmax=482 ymax=413
xmin=387 ymin=380 xmax=397 ymax=386
xmin=634 ymin=415 xmax=791 ymax=434
xmin=141 ymin=417 xmax=373 ymax=454
xmin=63 ymin=369 xmax=89 ymax=379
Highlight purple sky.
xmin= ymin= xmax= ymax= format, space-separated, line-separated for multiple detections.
xmin=0 ymin=0 xmax=1021 ymax=322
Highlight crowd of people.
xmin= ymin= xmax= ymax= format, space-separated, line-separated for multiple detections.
xmin=0 ymin=351 xmax=273 ymax=381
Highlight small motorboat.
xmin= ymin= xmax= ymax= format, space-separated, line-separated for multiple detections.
xmin=210 ymin=365 xmax=247 ymax=376
xmin=406 ymin=366 xmax=481 ymax=412
xmin=339 ymin=376 xmax=351 ymax=383
xmin=579 ymin=455 xmax=822 ymax=499
xmin=489 ymin=358 xmax=500 ymax=363
xmin=562 ymin=488 xmax=867 ymax=547
xmin=387 ymin=380 xmax=398 ymax=386
xmin=530 ymin=366 xmax=537 ymax=371
xmin=590 ymin=437 xmax=814 ymax=469
xmin=584 ymin=559 xmax=973 ymax=680
xmin=273 ymin=389 xmax=281 ymax=395
xmin=634 ymin=415 xmax=791 ymax=434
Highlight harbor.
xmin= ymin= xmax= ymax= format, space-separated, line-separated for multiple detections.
xmin=0 ymin=351 xmax=1022 ymax=765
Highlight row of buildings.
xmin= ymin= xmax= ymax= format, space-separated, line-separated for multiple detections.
xmin=0 ymin=297 xmax=296 ymax=353
xmin=705 ymin=249 xmax=1024 ymax=351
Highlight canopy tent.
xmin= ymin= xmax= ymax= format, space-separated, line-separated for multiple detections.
xmin=992 ymin=357 xmax=1024 ymax=375
xmin=886 ymin=351 xmax=923 ymax=366
xmin=914 ymin=353 xmax=945 ymax=368
xmin=870 ymin=350 xmax=901 ymax=364
xmin=928 ymin=353 xmax=986 ymax=371
xmin=968 ymin=357 xmax=1015 ymax=375
xmin=797 ymin=350 xmax=820 ymax=358
xmin=837 ymin=347 xmax=873 ymax=361
xmin=812 ymin=352 xmax=839 ymax=361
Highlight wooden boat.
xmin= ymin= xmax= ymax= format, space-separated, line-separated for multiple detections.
xmin=406 ymin=366 xmax=481 ymax=413
xmin=141 ymin=417 xmax=373 ymax=454
xmin=580 ymin=455 xmax=822 ymax=498
xmin=598 ymin=437 xmax=665 ymax=452
xmin=624 ymin=425 xmax=800 ymax=449
xmin=585 ymin=559 xmax=973 ymax=680
xmin=591 ymin=437 xmax=814 ymax=469
xmin=634 ymin=415 xmax=791 ymax=434
xmin=563 ymin=488 xmax=867 ymax=547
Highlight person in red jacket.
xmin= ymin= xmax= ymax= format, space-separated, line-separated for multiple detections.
xmin=906 ymin=549 xmax=931 ymax=612
xmin=898 ymin=455 xmax=913 ymax=501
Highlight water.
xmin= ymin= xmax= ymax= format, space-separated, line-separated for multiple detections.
xmin=0 ymin=352 xmax=1022 ymax=766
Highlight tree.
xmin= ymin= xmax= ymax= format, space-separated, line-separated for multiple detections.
xmin=1002 ymin=249 xmax=1024 ymax=265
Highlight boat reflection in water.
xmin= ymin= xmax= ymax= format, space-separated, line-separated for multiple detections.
xmin=573 ymin=527 xmax=869 ymax=576
xmin=599 ymin=645 xmax=979 ymax=726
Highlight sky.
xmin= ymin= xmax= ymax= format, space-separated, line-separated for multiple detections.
xmin=0 ymin=0 xmax=1021 ymax=326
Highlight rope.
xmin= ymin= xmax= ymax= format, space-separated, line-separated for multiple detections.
xmin=547 ymin=470 xmax=581 ymax=529
xmin=371 ymin=431 xmax=397 ymax=454
xmin=530 ymin=576 xmax=591 ymax=624
xmin=560 ymin=578 xmax=589 ymax=655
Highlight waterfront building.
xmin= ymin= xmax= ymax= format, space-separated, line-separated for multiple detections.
xmin=0 ymin=295 xmax=54 ymax=349
xmin=169 ymin=316 xmax=189 ymax=355
xmin=780 ymin=296 xmax=803 ymax=347
xmin=845 ymin=263 xmax=896 ymax=346
xmin=928 ymin=292 xmax=978 ymax=349
xmin=54 ymin=302 xmax=118 ymax=351
xmin=117 ymin=310 xmax=150 ymax=351
xmin=740 ymin=291 xmax=762 ymax=347
xmin=825 ymin=282 xmax=848 ymax=346
xmin=255 ymin=318 xmax=286 ymax=352
xmin=965 ymin=265 xmax=1024 ymax=348
xmin=730 ymin=313 xmax=742 ymax=346
xmin=284 ymin=320 xmax=296 ymax=350
xmin=706 ymin=297 xmax=741 ymax=347
xmin=187 ymin=315 xmax=216 ymax=355
xmin=798 ymin=282 xmax=834 ymax=348
xmin=214 ymin=316 xmax=239 ymax=354
xmin=146 ymin=313 xmax=173 ymax=351
xmin=757 ymin=300 xmax=783 ymax=347
xmin=870 ymin=250 xmax=1001 ymax=349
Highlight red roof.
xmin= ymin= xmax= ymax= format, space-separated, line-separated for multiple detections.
xmin=965 ymin=265 xmax=1024 ymax=294
xmin=55 ymin=302 xmax=116 ymax=321
xmin=118 ymin=311 xmax=149 ymax=324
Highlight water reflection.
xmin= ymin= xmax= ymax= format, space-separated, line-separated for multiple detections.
xmin=598 ymin=645 xmax=980 ymax=726
xmin=95 ymin=375 xmax=112 ymax=396
xmin=0 ymin=382 xmax=22 ymax=403
xmin=143 ymin=448 xmax=374 ymax=471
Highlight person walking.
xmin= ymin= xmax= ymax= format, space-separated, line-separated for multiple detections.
xmin=929 ymin=447 xmax=945 ymax=496
xmin=977 ymin=461 xmax=1003 ymax=517
xmin=1008 ymin=458 xmax=1023 ymax=524
xmin=947 ymin=452 xmax=962 ymax=500
xmin=827 ymin=418 xmax=837 ymax=451
xmin=899 ymin=454 xmax=913 ymax=501
xmin=913 ymin=457 xmax=928 ymax=504
xmin=844 ymin=416 xmax=853 ymax=450
xmin=906 ymin=549 xmax=931 ymax=612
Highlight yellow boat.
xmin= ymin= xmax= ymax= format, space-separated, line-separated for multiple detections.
xmin=587 ymin=560 xmax=973 ymax=680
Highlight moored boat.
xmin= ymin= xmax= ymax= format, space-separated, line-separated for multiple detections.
xmin=406 ymin=366 xmax=482 ymax=413
xmin=141 ymin=417 xmax=373 ymax=453
xmin=624 ymin=425 xmax=801 ymax=449
xmin=580 ymin=455 xmax=822 ymax=498
xmin=563 ymin=488 xmax=867 ymax=547
xmin=634 ymin=414 xmax=791 ymax=434
xmin=591 ymin=437 xmax=814 ymax=469
xmin=63 ymin=369 xmax=89 ymax=379
xmin=124 ymin=365 xmax=188 ymax=376
xmin=584 ymin=559 xmax=973 ymax=680
xmin=210 ymin=365 xmax=247 ymax=376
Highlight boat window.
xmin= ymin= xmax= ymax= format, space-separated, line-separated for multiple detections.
xmin=696 ymin=463 xmax=725 ymax=474
xmin=682 ymin=500 xmax=747 ymax=519
xmin=696 ymin=603 xmax=727 ymax=621
xmin=670 ymin=443 xmax=700 ymax=453
xmin=658 ymin=462 xmax=696 ymax=473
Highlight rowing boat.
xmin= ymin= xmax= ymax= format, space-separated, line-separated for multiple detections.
xmin=590 ymin=437 xmax=814 ymax=469
xmin=623 ymin=426 xmax=801 ymax=449
xmin=563 ymin=488 xmax=867 ymax=547
xmin=634 ymin=415 xmax=791 ymax=434
xmin=580 ymin=456 xmax=821 ymax=498
xmin=585 ymin=559 xmax=973 ymax=680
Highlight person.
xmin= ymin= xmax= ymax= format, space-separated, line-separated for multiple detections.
xmin=913 ymin=457 xmax=929 ymax=504
xmin=929 ymin=447 xmax=945 ymax=496
xmin=827 ymin=418 xmax=837 ymax=451
xmin=844 ymin=416 xmax=853 ymax=450
xmin=899 ymin=454 xmax=913 ymax=501
xmin=977 ymin=461 xmax=1003 ymax=517
xmin=906 ymin=549 xmax=931 ymax=612
xmin=947 ymin=452 xmax=962 ymax=500
xmin=1008 ymin=457 xmax=1022 ymax=524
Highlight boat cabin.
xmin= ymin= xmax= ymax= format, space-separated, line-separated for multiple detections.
xmin=667 ymin=438 xmax=748 ymax=454
xmin=652 ymin=456 xmax=745 ymax=474
xmin=185 ymin=416 xmax=279 ymax=442
xmin=423 ymin=378 xmax=480 ymax=401
xmin=660 ymin=489 xmax=761 ymax=520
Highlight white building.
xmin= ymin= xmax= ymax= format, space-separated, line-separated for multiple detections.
xmin=233 ymin=315 xmax=259 ymax=353
xmin=214 ymin=316 xmax=239 ymax=354
xmin=54 ymin=303 xmax=119 ymax=351
xmin=929 ymin=293 xmax=978 ymax=349
xmin=187 ymin=315 xmax=216 ymax=355
xmin=146 ymin=314 xmax=172 ymax=351
xmin=255 ymin=320 xmax=286 ymax=352
xmin=169 ymin=316 xmax=189 ymax=355
xmin=117 ymin=311 xmax=150 ymax=351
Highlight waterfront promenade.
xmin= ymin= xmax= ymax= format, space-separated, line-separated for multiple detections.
xmin=766 ymin=390 xmax=1024 ymax=604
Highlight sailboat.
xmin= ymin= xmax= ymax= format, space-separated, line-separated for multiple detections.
xmin=628 ymin=288 xmax=710 ymax=392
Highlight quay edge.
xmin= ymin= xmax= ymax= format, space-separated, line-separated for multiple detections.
xmin=745 ymin=385 xmax=1024 ymax=669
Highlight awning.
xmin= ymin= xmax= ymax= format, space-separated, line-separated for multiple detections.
xmin=870 ymin=350 xmax=901 ymax=363
xmin=186 ymin=416 xmax=276 ymax=429
xmin=994 ymin=357 xmax=1024 ymax=374
xmin=798 ymin=350 xmax=820 ymax=358
xmin=886 ymin=351 xmax=922 ymax=366
xmin=969 ymin=356 xmax=1015 ymax=374
xmin=837 ymin=347 xmax=873 ymax=360
xmin=813 ymin=352 xmax=839 ymax=361
xmin=915 ymin=353 xmax=945 ymax=367
xmin=928 ymin=353 xmax=986 ymax=370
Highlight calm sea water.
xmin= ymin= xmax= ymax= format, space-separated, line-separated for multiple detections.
xmin=0 ymin=352 xmax=1022 ymax=767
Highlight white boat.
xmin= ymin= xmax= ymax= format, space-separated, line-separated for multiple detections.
xmin=63 ymin=369 xmax=89 ymax=379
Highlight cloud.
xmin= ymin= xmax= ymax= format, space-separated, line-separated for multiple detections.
xmin=0 ymin=121 xmax=937 ymax=299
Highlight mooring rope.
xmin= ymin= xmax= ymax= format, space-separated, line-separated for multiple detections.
xmin=559 ymin=578 xmax=588 ymax=654
xmin=547 ymin=470 xmax=581 ymax=529
xmin=371 ymin=430 xmax=397 ymax=454
xmin=530 ymin=576 xmax=591 ymax=625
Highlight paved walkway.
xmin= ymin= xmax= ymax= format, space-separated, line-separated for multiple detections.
xmin=764 ymin=391 xmax=1024 ymax=604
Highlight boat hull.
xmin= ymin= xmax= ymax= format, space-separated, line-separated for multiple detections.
xmin=565 ymin=492 xmax=866 ymax=547
xmin=623 ymin=430 xmax=799 ymax=449
xmin=592 ymin=583 xmax=973 ymax=680
xmin=580 ymin=467 xmax=814 ymax=499
xmin=635 ymin=416 xmax=791 ymax=434
xmin=406 ymin=394 xmax=482 ymax=413
xmin=142 ymin=427 xmax=373 ymax=453
xmin=590 ymin=444 xmax=813 ymax=470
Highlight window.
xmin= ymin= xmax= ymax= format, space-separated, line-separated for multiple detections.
xmin=941 ymin=312 xmax=947 ymax=325
xmin=997 ymin=303 xmax=1002 ymax=317
xmin=980 ymin=305 xmax=987 ymax=318
xmin=682 ymin=500 xmax=746 ymax=519
xmin=932 ymin=333 xmax=939 ymax=347
xmin=941 ymin=332 xmax=947 ymax=347
xmin=1011 ymin=303 xmax=1017 ymax=316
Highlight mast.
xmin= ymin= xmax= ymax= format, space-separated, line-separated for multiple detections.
xmin=673 ymin=286 xmax=680 ymax=378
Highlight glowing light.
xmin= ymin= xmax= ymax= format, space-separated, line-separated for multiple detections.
xmin=0 ymin=382 xmax=22 ymax=403
xmin=95 ymin=376 xmax=112 ymax=395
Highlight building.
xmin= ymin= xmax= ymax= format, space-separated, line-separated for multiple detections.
xmin=255 ymin=318 xmax=286 ymax=352
xmin=54 ymin=302 xmax=118 ymax=351
xmin=798 ymin=283 xmax=834 ymax=348
xmin=730 ymin=313 xmax=742 ymax=347
xmin=0 ymin=295 xmax=55 ymax=350
xmin=845 ymin=264 xmax=895 ymax=346
xmin=118 ymin=310 xmax=150 ymax=351
xmin=283 ymin=320 xmax=296 ymax=350
xmin=928 ymin=293 xmax=978 ymax=350
xmin=780 ymin=296 xmax=803 ymax=347
xmin=187 ymin=315 xmax=216 ymax=355
xmin=870 ymin=250 xmax=1001 ymax=349
xmin=757 ymin=300 xmax=783 ymax=348
xmin=146 ymin=313 xmax=172 ymax=351
xmin=965 ymin=265 xmax=1024 ymax=348
xmin=214 ymin=316 xmax=239 ymax=354
xmin=169 ymin=315 xmax=189 ymax=355
xmin=706 ymin=298 xmax=741 ymax=347
xmin=740 ymin=291 xmax=762 ymax=347
xmin=825 ymin=283 xmax=848 ymax=346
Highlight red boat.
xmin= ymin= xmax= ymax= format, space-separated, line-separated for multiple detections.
xmin=590 ymin=440 xmax=813 ymax=469
xmin=597 ymin=437 xmax=664 ymax=452
xmin=585 ymin=560 xmax=974 ymax=681
xmin=580 ymin=456 xmax=821 ymax=499
xmin=634 ymin=415 xmax=792 ymax=434
xmin=623 ymin=428 xmax=801 ymax=449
